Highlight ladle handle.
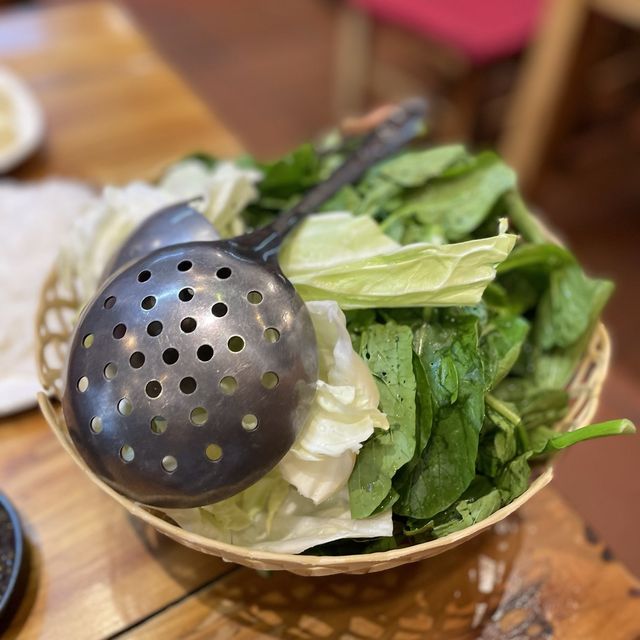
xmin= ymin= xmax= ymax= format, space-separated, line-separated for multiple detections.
xmin=238 ymin=97 xmax=428 ymax=261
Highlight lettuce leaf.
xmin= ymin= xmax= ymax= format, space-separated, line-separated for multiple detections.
xmin=160 ymin=159 xmax=261 ymax=238
xmin=166 ymin=479 xmax=393 ymax=554
xmin=281 ymin=213 xmax=517 ymax=309
xmin=279 ymin=301 xmax=388 ymax=504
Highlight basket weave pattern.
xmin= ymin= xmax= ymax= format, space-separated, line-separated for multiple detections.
xmin=35 ymin=249 xmax=611 ymax=576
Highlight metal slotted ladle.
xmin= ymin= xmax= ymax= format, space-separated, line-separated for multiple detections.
xmin=62 ymin=98 xmax=427 ymax=508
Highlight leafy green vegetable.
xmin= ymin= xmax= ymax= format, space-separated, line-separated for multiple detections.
xmin=496 ymin=243 xmax=576 ymax=275
xmin=392 ymin=354 xmax=433 ymax=506
xmin=377 ymin=145 xmax=467 ymax=187
xmin=480 ymin=314 xmax=530 ymax=390
xmin=164 ymin=138 xmax=635 ymax=555
xmin=477 ymin=395 xmax=520 ymax=477
xmin=349 ymin=324 xmax=417 ymax=518
xmin=394 ymin=313 xmax=484 ymax=519
xmin=532 ymin=419 xmax=636 ymax=455
xmin=258 ymin=143 xmax=321 ymax=198
xmin=503 ymin=191 xmax=548 ymax=244
xmin=496 ymin=453 xmax=532 ymax=503
xmin=382 ymin=152 xmax=516 ymax=241
xmin=535 ymin=265 xmax=614 ymax=350
xmin=431 ymin=477 xmax=502 ymax=538
xmin=281 ymin=213 xmax=517 ymax=309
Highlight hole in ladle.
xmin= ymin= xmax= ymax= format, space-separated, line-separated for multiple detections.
xmin=179 ymin=377 xmax=197 ymax=394
xmin=261 ymin=371 xmax=279 ymax=389
xmin=242 ymin=414 xmax=258 ymax=431
xmin=117 ymin=397 xmax=133 ymax=416
xmin=227 ymin=336 xmax=244 ymax=352
xmin=150 ymin=416 xmax=167 ymax=435
xmin=90 ymin=416 xmax=103 ymax=434
xmin=141 ymin=295 xmax=156 ymax=310
xmin=197 ymin=345 xmax=213 ymax=361
xmin=162 ymin=455 xmax=177 ymax=473
xmin=211 ymin=302 xmax=227 ymax=318
xmin=162 ymin=348 xmax=179 ymax=365
xmin=219 ymin=376 xmax=237 ymax=395
xmin=145 ymin=380 xmax=162 ymax=398
xmin=120 ymin=444 xmax=135 ymax=463
xmin=264 ymin=328 xmax=280 ymax=343
xmin=205 ymin=444 xmax=223 ymax=461
xmin=130 ymin=352 xmax=145 ymax=368
xmin=177 ymin=260 xmax=192 ymax=272
xmin=147 ymin=321 xmax=163 ymax=337
xmin=179 ymin=287 xmax=194 ymax=302
xmin=190 ymin=407 xmax=208 ymax=426
xmin=113 ymin=323 xmax=127 ymax=339
xmin=104 ymin=363 xmax=117 ymax=380
xmin=180 ymin=317 xmax=197 ymax=333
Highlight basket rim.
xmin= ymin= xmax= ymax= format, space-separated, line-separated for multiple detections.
xmin=38 ymin=388 xmax=555 ymax=567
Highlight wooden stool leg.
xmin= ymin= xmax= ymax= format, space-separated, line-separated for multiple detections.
xmin=500 ymin=0 xmax=591 ymax=192
xmin=333 ymin=4 xmax=374 ymax=117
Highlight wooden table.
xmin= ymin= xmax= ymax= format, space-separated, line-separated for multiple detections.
xmin=0 ymin=3 xmax=638 ymax=638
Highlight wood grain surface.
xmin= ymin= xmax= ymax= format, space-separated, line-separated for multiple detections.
xmin=119 ymin=489 xmax=640 ymax=640
xmin=0 ymin=2 xmax=638 ymax=639
xmin=0 ymin=1 xmax=241 ymax=184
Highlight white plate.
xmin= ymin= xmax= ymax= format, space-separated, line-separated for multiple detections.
xmin=0 ymin=66 xmax=44 ymax=174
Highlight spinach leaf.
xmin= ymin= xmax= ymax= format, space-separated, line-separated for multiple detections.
xmin=524 ymin=264 xmax=613 ymax=389
xmin=531 ymin=419 xmax=635 ymax=455
xmin=320 ymin=184 xmax=362 ymax=213
xmin=534 ymin=265 xmax=613 ymax=350
xmin=480 ymin=314 xmax=530 ymax=390
xmin=477 ymin=395 xmax=520 ymax=477
xmin=394 ymin=314 xmax=484 ymax=519
xmin=496 ymin=243 xmax=576 ymax=276
xmin=258 ymin=143 xmax=321 ymax=198
xmin=349 ymin=324 xmax=417 ymax=518
xmin=392 ymin=354 xmax=433 ymax=506
xmin=378 ymin=145 xmax=467 ymax=187
xmin=431 ymin=476 xmax=502 ymax=538
xmin=384 ymin=152 xmax=516 ymax=241
xmin=496 ymin=453 xmax=532 ymax=503
xmin=493 ymin=381 xmax=569 ymax=430
xmin=503 ymin=192 xmax=549 ymax=244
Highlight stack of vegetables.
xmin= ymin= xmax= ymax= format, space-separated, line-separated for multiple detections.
xmin=62 ymin=136 xmax=634 ymax=555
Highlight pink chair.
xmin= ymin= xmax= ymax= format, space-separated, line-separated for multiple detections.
xmin=335 ymin=0 xmax=544 ymax=139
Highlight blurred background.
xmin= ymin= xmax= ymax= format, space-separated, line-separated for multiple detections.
xmin=5 ymin=0 xmax=640 ymax=569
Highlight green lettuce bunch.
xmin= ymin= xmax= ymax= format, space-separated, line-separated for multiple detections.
xmin=231 ymin=138 xmax=634 ymax=554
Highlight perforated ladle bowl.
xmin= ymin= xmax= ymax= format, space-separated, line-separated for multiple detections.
xmin=63 ymin=98 xmax=427 ymax=508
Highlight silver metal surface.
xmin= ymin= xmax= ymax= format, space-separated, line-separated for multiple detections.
xmin=100 ymin=200 xmax=219 ymax=283
xmin=62 ymin=98 xmax=427 ymax=508
xmin=65 ymin=242 xmax=317 ymax=507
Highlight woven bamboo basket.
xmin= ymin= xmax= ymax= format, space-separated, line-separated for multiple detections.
xmin=35 ymin=222 xmax=611 ymax=577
